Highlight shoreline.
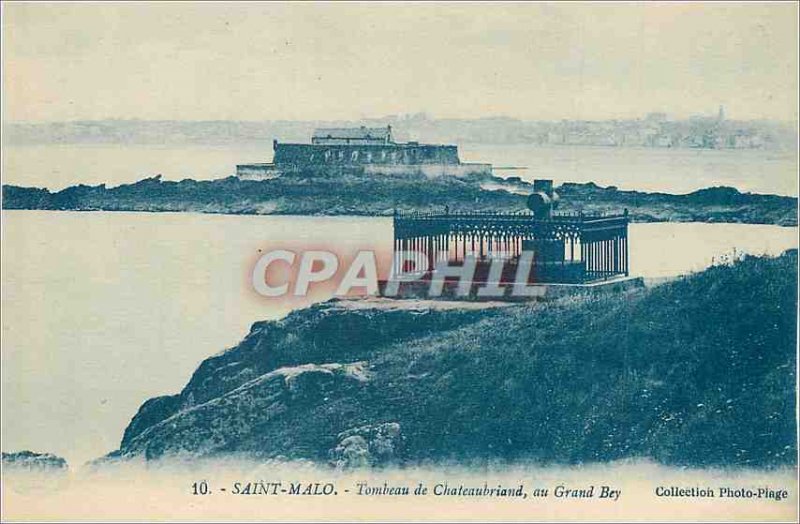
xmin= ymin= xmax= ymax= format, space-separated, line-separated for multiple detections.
xmin=3 ymin=174 xmax=797 ymax=226
xmin=1 ymin=206 xmax=798 ymax=228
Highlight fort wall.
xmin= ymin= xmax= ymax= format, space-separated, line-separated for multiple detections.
xmin=236 ymin=162 xmax=492 ymax=180
xmin=236 ymin=130 xmax=492 ymax=179
xmin=363 ymin=163 xmax=492 ymax=177
xmin=236 ymin=163 xmax=280 ymax=180
xmin=273 ymin=143 xmax=460 ymax=167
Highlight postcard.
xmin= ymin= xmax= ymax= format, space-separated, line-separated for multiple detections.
xmin=2 ymin=2 xmax=798 ymax=522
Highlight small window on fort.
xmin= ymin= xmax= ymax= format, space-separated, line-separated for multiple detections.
xmin=351 ymin=151 xmax=359 ymax=162
xmin=338 ymin=151 xmax=344 ymax=161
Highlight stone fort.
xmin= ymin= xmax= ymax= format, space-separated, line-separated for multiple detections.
xmin=236 ymin=126 xmax=492 ymax=179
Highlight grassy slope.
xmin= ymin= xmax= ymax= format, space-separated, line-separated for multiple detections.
xmin=116 ymin=250 xmax=798 ymax=468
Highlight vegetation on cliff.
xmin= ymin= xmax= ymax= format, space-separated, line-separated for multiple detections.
xmin=112 ymin=250 xmax=797 ymax=468
xmin=3 ymin=171 xmax=797 ymax=226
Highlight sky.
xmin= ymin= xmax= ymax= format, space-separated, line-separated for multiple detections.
xmin=2 ymin=2 xmax=798 ymax=122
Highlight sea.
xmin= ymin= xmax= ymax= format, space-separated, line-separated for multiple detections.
xmin=1 ymin=143 xmax=798 ymax=469
xmin=2 ymin=142 xmax=798 ymax=195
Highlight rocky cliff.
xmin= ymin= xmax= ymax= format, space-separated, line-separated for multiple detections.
xmin=109 ymin=251 xmax=798 ymax=468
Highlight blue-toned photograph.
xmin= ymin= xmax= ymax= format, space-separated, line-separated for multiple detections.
xmin=1 ymin=2 xmax=797 ymax=522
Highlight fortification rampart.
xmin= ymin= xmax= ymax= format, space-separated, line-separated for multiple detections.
xmin=273 ymin=143 xmax=459 ymax=167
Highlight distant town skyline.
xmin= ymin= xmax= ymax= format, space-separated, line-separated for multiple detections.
xmin=3 ymin=2 xmax=798 ymax=123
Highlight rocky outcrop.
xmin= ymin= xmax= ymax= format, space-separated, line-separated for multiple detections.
xmin=556 ymin=182 xmax=798 ymax=226
xmin=121 ymin=394 xmax=182 ymax=448
xmin=110 ymin=251 xmax=797 ymax=468
xmin=329 ymin=422 xmax=403 ymax=469
xmin=121 ymin=362 xmax=372 ymax=460
xmin=2 ymin=451 xmax=68 ymax=472
xmin=113 ymin=304 xmax=490 ymax=462
xmin=3 ymin=173 xmax=796 ymax=226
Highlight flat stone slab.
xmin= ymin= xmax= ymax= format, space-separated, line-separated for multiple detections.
xmin=374 ymin=275 xmax=644 ymax=302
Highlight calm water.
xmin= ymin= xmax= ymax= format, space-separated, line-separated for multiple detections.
xmin=1 ymin=211 xmax=797 ymax=466
xmin=462 ymin=144 xmax=799 ymax=196
xmin=3 ymin=143 xmax=798 ymax=195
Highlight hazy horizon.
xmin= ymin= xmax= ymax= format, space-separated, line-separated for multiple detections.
xmin=4 ymin=113 xmax=799 ymax=125
xmin=3 ymin=2 xmax=798 ymax=123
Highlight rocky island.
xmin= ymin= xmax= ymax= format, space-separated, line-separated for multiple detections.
xmin=2 ymin=451 xmax=68 ymax=472
xmin=106 ymin=250 xmax=797 ymax=469
xmin=3 ymin=171 xmax=797 ymax=226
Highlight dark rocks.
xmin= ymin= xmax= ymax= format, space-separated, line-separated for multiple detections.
xmin=119 ymin=361 xmax=372 ymax=461
xmin=2 ymin=174 xmax=796 ymax=226
xmin=556 ymin=183 xmax=797 ymax=226
xmin=110 ymin=303 xmax=489 ymax=464
xmin=109 ymin=252 xmax=797 ymax=468
xmin=121 ymin=394 xmax=182 ymax=448
xmin=2 ymin=451 xmax=68 ymax=472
